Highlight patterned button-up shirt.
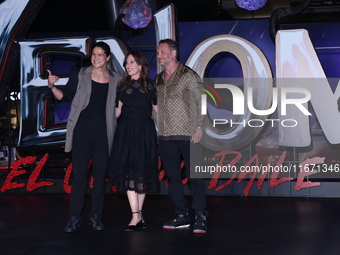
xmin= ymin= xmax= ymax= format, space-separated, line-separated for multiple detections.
xmin=155 ymin=63 xmax=203 ymax=141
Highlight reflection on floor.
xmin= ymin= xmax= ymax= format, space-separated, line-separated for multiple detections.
xmin=1 ymin=193 xmax=340 ymax=255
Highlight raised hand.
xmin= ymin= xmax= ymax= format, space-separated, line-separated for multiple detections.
xmin=47 ymin=69 xmax=59 ymax=87
xmin=47 ymin=69 xmax=63 ymax=100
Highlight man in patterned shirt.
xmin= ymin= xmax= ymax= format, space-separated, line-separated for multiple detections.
xmin=155 ymin=39 xmax=208 ymax=233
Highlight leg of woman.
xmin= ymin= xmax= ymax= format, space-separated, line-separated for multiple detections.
xmin=91 ymin=119 xmax=109 ymax=217
xmin=88 ymin=138 xmax=109 ymax=231
xmin=70 ymin=120 xmax=93 ymax=217
xmin=137 ymin=193 xmax=146 ymax=222
xmin=91 ymin=138 xmax=109 ymax=217
xmin=126 ymin=190 xmax=141 ymax=226
xmin=69 ymin=145 xmax=92 ymax=217
xmin=64 ymin=120 xmax=92 ymax=233
xmin=137 ymin=193 xmax=145 ymax=212
xmin=138 ymin=193 xmax=148 ymax=228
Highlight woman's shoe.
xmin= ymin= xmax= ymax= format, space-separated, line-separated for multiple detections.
xmin=124 ymin=224 xmax=141 ymax=231
xmin=125 ymin=212 xmax=142 ymax=231
xmin=139 ymin=210 xmax=148 ymax=229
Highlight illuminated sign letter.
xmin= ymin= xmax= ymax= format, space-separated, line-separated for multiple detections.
xmin=276 ymin=29 xmax=340 ymax=146
xmin=186 ymin=35 xmax=273 ymax=151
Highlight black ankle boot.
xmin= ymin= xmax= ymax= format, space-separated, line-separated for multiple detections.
xmin=89 ymin=214 xmax=104 ymax=231
xmin=64 ymin=215 xmax=80 ymax=233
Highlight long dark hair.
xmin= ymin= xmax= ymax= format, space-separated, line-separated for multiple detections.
xmin=119 ymin=51 xmax=150 ymax=93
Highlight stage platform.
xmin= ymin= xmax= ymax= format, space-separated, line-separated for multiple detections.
xmin=1 ymin=193 xmax=340 ymax=255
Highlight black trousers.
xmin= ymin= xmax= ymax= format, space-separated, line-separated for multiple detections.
xmin=158 ymin=140 xmax=208 ymax=217
xmin=69 ymin=118 xmax=109 ymax=217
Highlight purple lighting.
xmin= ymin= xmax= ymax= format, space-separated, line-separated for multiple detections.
xmin=120 ymin=0 xmax=152 ymax=30
xmin=236 ymin=0 xmax=267 ymax=11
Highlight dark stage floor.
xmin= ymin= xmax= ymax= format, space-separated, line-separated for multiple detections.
xmin=1 ymin=193 xmax=340 ymax=255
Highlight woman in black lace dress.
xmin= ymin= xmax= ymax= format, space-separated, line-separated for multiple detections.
xmin=109 ymin=51 xmax=158 ymax=231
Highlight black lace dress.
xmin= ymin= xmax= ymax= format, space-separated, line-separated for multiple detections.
xmin=108 ymin=79 xmax=159 ymax=193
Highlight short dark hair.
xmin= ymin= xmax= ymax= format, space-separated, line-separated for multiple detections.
xmin=159 ymin=39 xmax=179 ymax=59
xmin=92 ymin=41 xmax=111 ymax=57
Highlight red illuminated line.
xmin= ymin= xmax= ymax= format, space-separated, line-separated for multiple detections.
xmin=203 ymin=83 xmax=223 ymax=106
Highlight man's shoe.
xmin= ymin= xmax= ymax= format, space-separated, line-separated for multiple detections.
xmin=163 ymin=214 xmax=190 ymax=229
xmin=193 ymin=213 xmax=207 ymax=234
xmin=64 ymin=215 xmax=80 ymax=233
xmin=89 ymin=214 xmax=104 ymax=231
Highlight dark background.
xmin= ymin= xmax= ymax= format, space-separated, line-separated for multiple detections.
xmin=27 ymin=0 xmax=340 ymax=35
xmin=27 ymin=0 xmax=229 ymax=33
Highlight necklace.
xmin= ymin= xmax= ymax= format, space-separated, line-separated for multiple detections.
xmin=92 ymin=72 xmax=108 ymax=76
